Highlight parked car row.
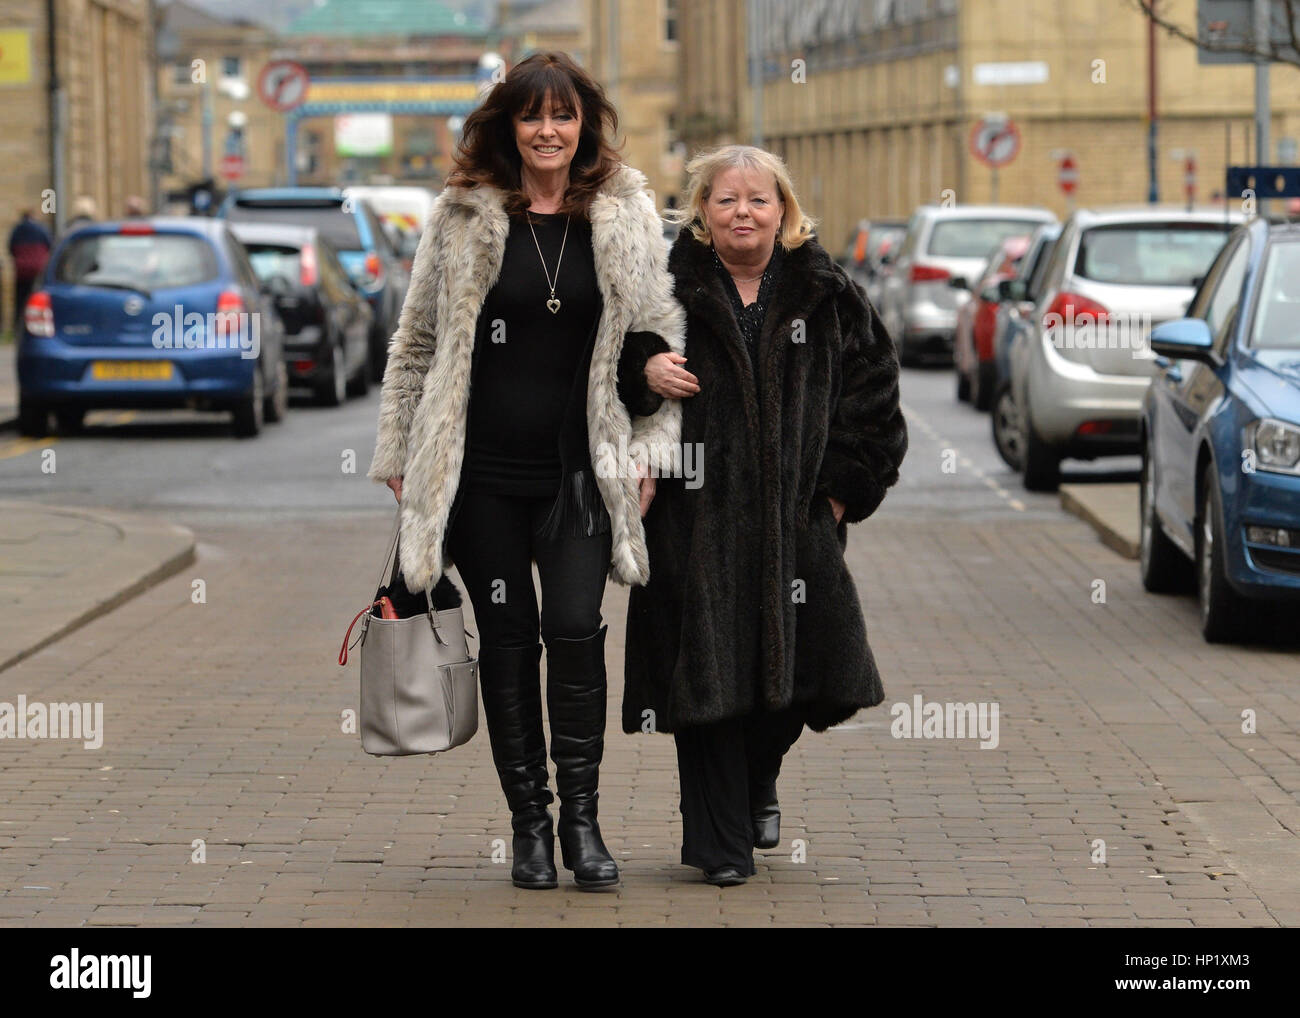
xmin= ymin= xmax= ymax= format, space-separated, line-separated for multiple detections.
xmin=866 ymin=197 xmax=1294 ymax=641
xmin=16 ymin=186 xmax=427 ymax=438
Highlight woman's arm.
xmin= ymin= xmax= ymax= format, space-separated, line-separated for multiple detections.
xmin=815 ymin=277 xmax=909 ymax=524
xmin=617 ymin=330 xmax=671 ymax=417
xmin=367 ymin=214 xmax=443 ymax=485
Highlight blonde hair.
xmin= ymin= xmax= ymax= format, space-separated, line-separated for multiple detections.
xmin=670 ymin=144 xmax=815 ymax=250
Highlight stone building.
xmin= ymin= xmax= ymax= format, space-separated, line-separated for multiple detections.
xmin=0 ymin=0 xmax=153 ymax=330
xmin=678 ymin=0 xmax=1300 ymax=249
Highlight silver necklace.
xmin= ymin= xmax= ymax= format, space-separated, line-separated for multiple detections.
xmin=527 ymin=213 xmax=570 ymax=314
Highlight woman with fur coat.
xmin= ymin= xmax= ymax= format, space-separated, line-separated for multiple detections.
xmin=624 ymin=145 xmax=908 ymax=886
xmin=368 ymin=52 xmax=683 ymax=891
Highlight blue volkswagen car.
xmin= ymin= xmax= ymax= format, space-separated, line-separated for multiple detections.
xmin=17 ymin=217 xmax=287 ymax=438
xmin=1139 ymin=217 xmax=1300 ymax=641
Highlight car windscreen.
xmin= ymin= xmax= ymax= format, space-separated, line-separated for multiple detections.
xmin=243 ymin=244 xmax=302 ymax=286
xmin=925 ymin=219 xmax=1040 ymax=258
xmin=54 ymin=232 xmax=218 ymax=290
xmin=1075 ymin=223 xmax=1231 ymax=287
xmin=226 ymin=203 xmax=362 ymax=251
xmin=1250 ymin=240 xmax=1300 ymax=350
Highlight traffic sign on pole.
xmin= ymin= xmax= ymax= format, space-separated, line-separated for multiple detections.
xmin=1058 ymin=154 xmax=1079 ymax=195
xmin=969 ymin=116 xmax=1021 ymax=168
xmin=257 ymin=60 xmax=310 ymax=113
xmin=219 ymin=153 xmax=245 ymax=181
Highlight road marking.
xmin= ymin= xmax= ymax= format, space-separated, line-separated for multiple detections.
xmin=902 ymin=398 xmax=1025 ymax=513
xmin=0 ymin=436 xmax=57 ymax=461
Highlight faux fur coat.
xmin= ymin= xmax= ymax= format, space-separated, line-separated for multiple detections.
xmin=368 ymin=164 xmax=685 ymax=592
xmin=623 ymin=231 xmax=908 ymax=734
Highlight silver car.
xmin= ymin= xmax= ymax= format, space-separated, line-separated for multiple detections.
xmin=879 ymin=204 xmax=1056 ymax=365
xmin=1011 ymin=205 xmax=1243 ymax=490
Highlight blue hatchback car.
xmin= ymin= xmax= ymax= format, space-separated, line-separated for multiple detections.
xmin=1140 ymin=217 xmax=1300 ymax=641
xmin=17 ymin=217 xmax=287 ymax=438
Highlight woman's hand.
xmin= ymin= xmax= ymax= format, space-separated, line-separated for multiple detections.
xmin=638 ymin=465 xmax=657 ymax=517
xmin=645 ymin=352 xmax=700 ymax=399
xmin=829 ymin=496 xmax=845 ymax=523
xmin=386 ymin=476 xmax=403 ymax=503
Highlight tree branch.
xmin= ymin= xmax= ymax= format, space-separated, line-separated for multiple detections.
xmin=1129 ymin=0 xmax=1300 ymax=68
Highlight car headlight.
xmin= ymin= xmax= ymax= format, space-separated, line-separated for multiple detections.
xmin=1249 ymin=418 xmax=1300 ymax=474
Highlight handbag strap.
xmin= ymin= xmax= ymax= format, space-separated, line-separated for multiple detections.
xmin=377 ymin=506 xmax=436 ymax=617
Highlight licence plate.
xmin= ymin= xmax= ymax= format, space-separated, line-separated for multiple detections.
xmin=91 ymin=361 xmax=173 ymax=381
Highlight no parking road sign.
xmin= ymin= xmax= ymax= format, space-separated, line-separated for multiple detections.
xmin=258 ymin=60 xmax=310 ymax=113
xmin=969 ymin=116 xmax=1021 ymax=169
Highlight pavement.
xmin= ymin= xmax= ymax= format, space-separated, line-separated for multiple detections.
xmin=0 ymin=368 xmax=1296 ymax=927
xmin=1060 ymin=483 xmax=1140 ymax=560
xmin=0 ymin=501 xmax=195 ymax=673
xmin=1 ymin=340 xmax=16 ymax=429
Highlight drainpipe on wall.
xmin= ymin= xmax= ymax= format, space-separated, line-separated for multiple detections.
xmin=46 ymin=0 xmax=65 ymax=234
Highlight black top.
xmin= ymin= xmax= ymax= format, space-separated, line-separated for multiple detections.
xmin=714 ymin=244 xmax=784 ymax=369
xmin=463 ymin=211 xmax=601 ymax=495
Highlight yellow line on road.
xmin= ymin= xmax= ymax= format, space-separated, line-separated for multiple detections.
xmin=0 ymin=437 xmax=57 ymax=461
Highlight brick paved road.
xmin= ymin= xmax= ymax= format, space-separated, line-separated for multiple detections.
xmin=1 ymin=369 xmax=1297 ymax=926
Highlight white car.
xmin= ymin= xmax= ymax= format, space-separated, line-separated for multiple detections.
xmin=1010 ymin=205 xmax=1243 ymax=490
xmin=879 ymin=204 xmax=1055 ymax=365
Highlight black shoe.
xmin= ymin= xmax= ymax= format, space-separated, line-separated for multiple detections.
xmin=478 ymin=644 xmax=558 ymax=890
xmin=546 ymin=626 xmax=620 ymax=889
xmin=751 ymin=779 xmax=781 ymax=850
xmin=704 ymin=866 xmax=748 ymax=887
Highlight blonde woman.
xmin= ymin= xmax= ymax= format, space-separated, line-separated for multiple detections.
xmin=624 ymin=145 xmax=908 ymax=885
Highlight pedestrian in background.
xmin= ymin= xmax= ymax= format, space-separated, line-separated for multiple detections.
xmin=65 ymin=196 xmax=98 ymax=233
xmin=624 ymin=145 xmax=908 ymax=886
xmin=123 ymin=196 xmax=147 ymax=218
xmin=368 ymin=52 xmax=684 ymax=891
xmin=7 ymin=209 xmax=53 ymax=336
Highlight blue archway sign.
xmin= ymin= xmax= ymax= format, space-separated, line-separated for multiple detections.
xmin=284 ymin=77 xmax=480 ymax=185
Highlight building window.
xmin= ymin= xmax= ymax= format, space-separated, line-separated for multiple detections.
xmin=222 ymin=55 xmax=241 ymax=79
xmin=172 ymin=61 xmax=194 ymax=86
xmin=664 ymin=0 xmax=678 ymax=43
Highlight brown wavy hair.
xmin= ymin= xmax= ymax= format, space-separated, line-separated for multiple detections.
xmin=446 ymin=52 xmax=622 ymax=218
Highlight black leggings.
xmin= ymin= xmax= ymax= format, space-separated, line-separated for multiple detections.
xmin=445 ymin=487 xmax=611 ymax=650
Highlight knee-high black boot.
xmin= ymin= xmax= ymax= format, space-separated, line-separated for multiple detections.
xmin=545 ymin=625 xmax=619 ymax=889
xmin=478 ymin=644 xmax=557 ymax=890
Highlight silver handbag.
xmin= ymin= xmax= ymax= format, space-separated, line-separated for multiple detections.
xmin=339 ymin=511 xmax=479 ymax=756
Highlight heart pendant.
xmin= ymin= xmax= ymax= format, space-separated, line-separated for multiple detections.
xmin=547 ymin=298 xmax=561 ymax=314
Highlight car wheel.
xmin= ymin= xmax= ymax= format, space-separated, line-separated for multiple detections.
xmin=991 ymin=383 xmax=1024 ymax=471
xmin=1139 ymin=446 xmax=1192 ymax=593
xmin=315 ymin=342 xmax=347 ymax=406
xmin=955 ymin=367 xmax=970 ymax=402
xmin=17 ymin=398 xmax=50 ymax=438
xmin=1197 ymin=463 xmax=1250 ymax=643
xmin=232 ymin=363 xmax=265 ymax=438
xmin=972 ymin=361 xmax=996 ymax=412
xmin=55 ymin=408 xmax=85 ymax=434
xmin=1021 ymin=419 xmax=1060 ymax=492
xmin=264 ymin=359 xmax=289 ymax=423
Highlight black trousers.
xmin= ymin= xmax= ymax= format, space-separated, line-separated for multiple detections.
xmin=673 ymin=707 xmax=805 ymax=874
xmin=445 ymin=486 xmax=611 ymax=650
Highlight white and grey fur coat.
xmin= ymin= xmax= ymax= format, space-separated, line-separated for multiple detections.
xmin=368 ymin=163 xmax=685 ymax=592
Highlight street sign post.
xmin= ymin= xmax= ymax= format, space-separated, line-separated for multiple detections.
xmin=257 ymin=60 xmax=310 ymax=113
xmin=218 ymin=153 xmax=245 ymax=182
xmin=970 ymin=115 xmax=1020 ymax=204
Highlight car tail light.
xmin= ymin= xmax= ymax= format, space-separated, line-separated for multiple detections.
xmin=1077 ymin=420 xmax=1114 ymax=436
xmin=361 ymin=252 xmax=384 ymax=290
xmin=910 ymin=263 xmax=950 ymax=283
xmin=300 ymin=244 xmax=318 ymax=288
xmin=1044 ymin=291 xmax=1111 ymax=328
xmin=24 ymin=291 xmax=54 ymax=338
xmin=215 ymin=289 xmax=244 ymax=342
xmin=294 ymin=359 xmax=315 ymax=373
xmin=118 ymin=223 xmax=154 ymax=236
